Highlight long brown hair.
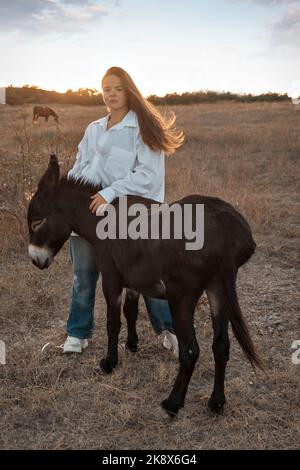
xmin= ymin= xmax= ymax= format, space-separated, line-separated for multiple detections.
xmin=101 ymin=67 xmax=184 ymax=155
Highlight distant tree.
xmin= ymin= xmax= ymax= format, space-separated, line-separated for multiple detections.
xmin=5 ymin=85 xmax=290 ymax=106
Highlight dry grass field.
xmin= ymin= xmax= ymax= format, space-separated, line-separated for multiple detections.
xmin=0 ymin=102 xmax=299 ymax=450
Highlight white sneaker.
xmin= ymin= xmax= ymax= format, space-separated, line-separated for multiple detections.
xmin=63 ymin=336 xmax=88 ymax=354
xmin=162 ymin=331 xmax=179 ymax=359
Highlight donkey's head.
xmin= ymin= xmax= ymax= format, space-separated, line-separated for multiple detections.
xmin=28 ymin=154 xmax=71 ymax=269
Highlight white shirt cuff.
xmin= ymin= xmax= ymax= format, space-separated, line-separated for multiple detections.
xmin=99 ymin=187 xmax=116 ymax=204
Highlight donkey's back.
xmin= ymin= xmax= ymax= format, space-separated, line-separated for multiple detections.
xmin=179 ymin=194 xmax=256 ymax=268
xmin=110 ymin=194 xmax=256 ymax=284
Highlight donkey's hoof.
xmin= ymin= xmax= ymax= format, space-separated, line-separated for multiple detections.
xmin=208 ymin=396 xmax=225 ymax=415
xmin=100 ymin=358 xmax=115 ymax=374
xmin=125 ymin=341 xmax=139 ymax=353
xmin=161 ymin=399 xmax=182 ymax=418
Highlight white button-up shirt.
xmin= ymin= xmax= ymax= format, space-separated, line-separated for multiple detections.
xmin=68 ymin=109 xmax=165 ymax=204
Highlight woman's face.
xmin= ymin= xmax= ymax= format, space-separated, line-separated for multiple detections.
xmin=102 ymin=74 xmax=128 ymax=112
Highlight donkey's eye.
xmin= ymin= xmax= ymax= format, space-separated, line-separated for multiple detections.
xmin=31 ymin=218 xmax=46 ymax=231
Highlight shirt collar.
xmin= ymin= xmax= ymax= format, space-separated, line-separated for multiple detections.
xmin=97 ymin=109 xmax=138 ymax=130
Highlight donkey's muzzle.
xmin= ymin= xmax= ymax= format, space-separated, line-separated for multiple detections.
xmin=31 ymin=257 xmax=51 ymax=270
xmin=28 ymin=244 xmax=53 ymax=270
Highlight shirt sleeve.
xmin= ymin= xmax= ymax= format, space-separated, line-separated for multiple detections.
xmin=99 ymin=136 xmax=164 ymax=203
xmin=67 ymin=124 xmax=92 ymax=181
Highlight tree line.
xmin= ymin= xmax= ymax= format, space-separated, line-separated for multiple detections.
xmin=5 ymin=85 xmax=290 ymax=106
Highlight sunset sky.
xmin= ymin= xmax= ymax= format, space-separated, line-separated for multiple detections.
xmin=0 ymin=0 xmax=299 ymax=97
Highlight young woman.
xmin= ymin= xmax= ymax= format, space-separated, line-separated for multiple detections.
xmin=63 ymin=66 xmax=184 ymax=357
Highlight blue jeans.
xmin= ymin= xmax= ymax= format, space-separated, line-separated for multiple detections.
xmin=67 ymin=236 xmax=174 ymax=339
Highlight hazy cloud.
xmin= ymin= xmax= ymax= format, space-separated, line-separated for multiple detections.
xmin=270 ymin=3 xmax=300 ymax=48
xmin=230 ymin=0 xmax=300 ymax=50
xmin=230 ymin=0 xmax=298 ymax=5
xmin=0 ymin=0 xmax=110 ymax=36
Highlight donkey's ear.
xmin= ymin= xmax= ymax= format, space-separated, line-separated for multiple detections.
xmin=38 ymin=154 xmax=60 ymax=193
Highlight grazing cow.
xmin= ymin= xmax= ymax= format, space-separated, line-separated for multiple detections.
xmin=33 ymin=106 xmax=58 ymax=123
xmin=27 ymin=155 xmax=263 ymax=418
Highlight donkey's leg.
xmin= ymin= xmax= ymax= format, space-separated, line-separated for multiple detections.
xmin=161 ymin=297 xmax=200 ymax=417
xmin=206 ymin=278 xmax=230 ymax=414
xmin=100 ymin=277 xmax=122 ymax=374
xmin=123 ymin=289 xmax=139 ymax=352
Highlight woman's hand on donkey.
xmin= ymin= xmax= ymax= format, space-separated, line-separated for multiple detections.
xmin=89 ymin=193 xmax=108 ymax=215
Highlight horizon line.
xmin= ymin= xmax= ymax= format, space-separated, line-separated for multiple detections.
xmin=3 ymin=84 xmax=291 ymax=99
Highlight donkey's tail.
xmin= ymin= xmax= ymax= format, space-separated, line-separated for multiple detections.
xmin=222 ymin=274 xmax=264 ymax=372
